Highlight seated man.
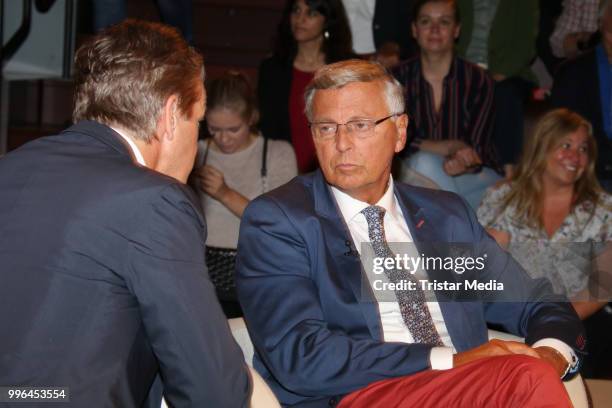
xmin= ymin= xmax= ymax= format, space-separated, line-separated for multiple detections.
xmin=552 ymin=0 xmax=612 ymax=192
xmin=0 ymin=20 xmax=250 ymax=407
xmin=236 ymin=59 xmax=585 ymax=407
xmin=393 ymin=0 xmax=501 ymax=209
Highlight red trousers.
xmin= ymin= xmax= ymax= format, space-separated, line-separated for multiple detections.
xmin=338 ymin=355 xmax=572 ymax=408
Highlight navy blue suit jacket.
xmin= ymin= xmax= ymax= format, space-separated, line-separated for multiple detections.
xmin=551 ymin=48 xmax=612 ymax=180
xmin=236 ymin=170 xmax=585 ymax=407
xmin=0 ymin=121 xmax=250 ymax=407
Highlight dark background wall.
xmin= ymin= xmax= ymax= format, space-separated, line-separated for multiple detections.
xmin=6 ymin=0 xmax=286 ymax=150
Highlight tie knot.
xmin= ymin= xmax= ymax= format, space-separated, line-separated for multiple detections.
xmin=361 ymin=205 xmax=386 ymax=228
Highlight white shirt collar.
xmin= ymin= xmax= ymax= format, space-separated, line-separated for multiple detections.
xmin=331 ymin=176 xmax=399 ymax=222
xmin=111 ymin=126 xmax=147 ymax=166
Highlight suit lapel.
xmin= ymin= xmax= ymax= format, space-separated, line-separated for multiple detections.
xmin=312 ymin=171 xmax=383 ymax=341
xmin=393 ymin=184 xmax=439 ymax=258
xmin=393 ymin=184 xmax=474 ymax=350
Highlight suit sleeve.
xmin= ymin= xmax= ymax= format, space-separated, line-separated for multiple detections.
xmin=236 ymin=196 xmax=434 ymax=397
xmin=126 ymin=184 xmax=251 ymax=408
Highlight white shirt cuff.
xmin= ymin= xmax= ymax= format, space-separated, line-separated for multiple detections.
xmin=429 ymin=347 xmax=454 ymax=370
xmin=532 ymin=338 xmax=577 ymax=377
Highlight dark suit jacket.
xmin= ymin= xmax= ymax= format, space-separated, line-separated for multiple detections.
xmin=236 ymin=170 xmax=585 ymax=407
xmin=551 ymin=48 xmax=612 ymax=180
xmin=373 ymin=0 xmax=416 ymax=59
xmin=257 ymin=56 xmax=293 ymax=144
xmin=0 ymin=121 xmax=250 ymax=408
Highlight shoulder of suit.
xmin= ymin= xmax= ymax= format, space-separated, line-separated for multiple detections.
xmin=395 ymin=182 xmax=470 ymax=214
xmin=395 ymin=181 xmax=459 ymax=200
xmin=251 ymin=174 xmax=315 ymax=212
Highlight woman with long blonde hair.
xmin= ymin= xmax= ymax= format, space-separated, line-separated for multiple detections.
xmin=478 ymin=108 xmax=612 ymax=378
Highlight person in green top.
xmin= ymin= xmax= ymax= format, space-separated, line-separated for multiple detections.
xmin=456 ymin=0 xmax=539 ymax=177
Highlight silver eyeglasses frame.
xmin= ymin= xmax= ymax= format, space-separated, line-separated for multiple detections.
xmin=309 ymin=113 xmax=402 ymax=140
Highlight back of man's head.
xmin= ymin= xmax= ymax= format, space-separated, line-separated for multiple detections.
xmin=72 ymin=19 xmax=204 ymax=142
xmin=304 ymin=59 xmax=404 ymax=121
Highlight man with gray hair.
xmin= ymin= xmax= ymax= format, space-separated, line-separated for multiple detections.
xmin=0 ymin=20 xmax=250 ymax=407
xmin=236 ymin=59 xmax=584 ymax=407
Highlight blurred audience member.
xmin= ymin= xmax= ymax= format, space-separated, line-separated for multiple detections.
xmin=192 ymin=72 xmax=297 ymax=315
xmin=478 ymin=108 xmax=612 ymax=378
xmin=550 ymin=0 xmax=599 ymax=59
xmin=456 ymin=0 xmax=539 ymax=174
xmin=535 ymin=0 xmax=564 ymax=83
xmin=92 ymin=0 xmax=193 ymax=43
xmin=394 ymin=0 xmax=500 ymax=209
xmin=552 ymin=0 xmax=612 ymax=192
xmin=258 ymin=0 xmax=353 ymax=173
xmin=341 ymin=0 xmax=417 ymax=67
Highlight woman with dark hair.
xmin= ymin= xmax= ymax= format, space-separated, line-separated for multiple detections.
xmin=258 ymin=0 xmax=353 ymax=173
xmin=477 ymin=108 xmax=612 ymax=378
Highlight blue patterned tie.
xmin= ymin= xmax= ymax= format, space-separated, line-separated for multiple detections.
xmin=361 ymin=205 xmax=444 ymax=346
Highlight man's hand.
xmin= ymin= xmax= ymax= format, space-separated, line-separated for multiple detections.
xmin=534 ymin=346 xmax=570 ymax=378
xmin=453 ymin=339 xmax=540 ymax=368
xmin=443 ymin=147 xmax=482 ymax=176
xmin=198 ymin=165 xmax=230 ymax=202
xmin=194 ymin=164 xmax=250 ymax=217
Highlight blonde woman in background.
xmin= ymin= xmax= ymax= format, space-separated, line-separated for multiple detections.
xmin=192 ymin=72 xmax=298 ymax=316
xmin=478 ymin=108 xmax=612 ymax=378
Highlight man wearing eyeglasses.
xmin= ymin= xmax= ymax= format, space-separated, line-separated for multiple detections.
xmin=236 ymin=59 xmax=584 ymax=407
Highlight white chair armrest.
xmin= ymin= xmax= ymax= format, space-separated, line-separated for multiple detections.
xmin=229 ymin=317 xmax=280 ymax=408
xmin=487 ymin=329 xmax=588 ymax=408
xmin=229 ymin=317 xmax=254 ymax=366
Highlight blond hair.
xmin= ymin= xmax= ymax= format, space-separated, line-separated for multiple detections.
xmin=500 ymin=109 xmax=602 ymax=228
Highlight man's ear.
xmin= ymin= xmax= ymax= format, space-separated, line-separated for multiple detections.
xmin=160 ymin=94 xmax=180 ymax=141
xmin=395 ymin=113 xmax=408 ymax=153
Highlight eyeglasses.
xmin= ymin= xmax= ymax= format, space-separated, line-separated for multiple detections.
xmin=309 ymin=114 xmax=401 ymax=140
